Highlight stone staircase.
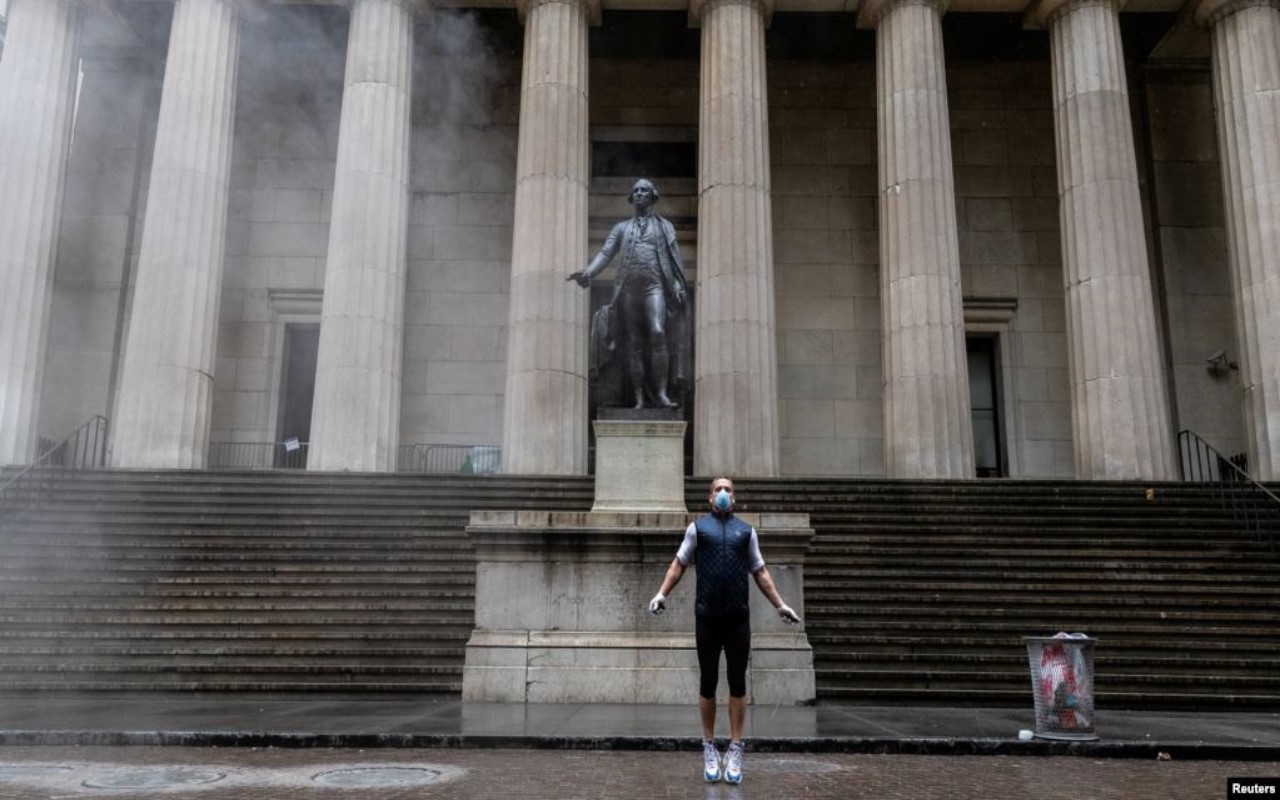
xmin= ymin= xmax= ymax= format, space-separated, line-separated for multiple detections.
xmin=0 ymin=470 xmax=592 ymax=693
xmin=724 ymin=479 xmax=1280 ymax=710
xmin=1 ymin=471 xmax=1277 ymax=708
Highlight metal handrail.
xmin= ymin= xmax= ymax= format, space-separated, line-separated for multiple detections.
xmin=205 ymin=440 xmax=502 ymax=474
xmin=1178 ymin=429 xmax=1278 ymax=550
xmin=0 ymin=415 xmax=110 ymax=526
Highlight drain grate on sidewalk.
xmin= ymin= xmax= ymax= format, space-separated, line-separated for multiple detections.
xmin=82 ymin=766 xmax=228 ymax=790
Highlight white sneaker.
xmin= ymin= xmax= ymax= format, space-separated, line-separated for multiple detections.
xmin=702 ymin=739 xmax=722 ymax=782
xmin=724 ymin=741 xmax=744 ymax=784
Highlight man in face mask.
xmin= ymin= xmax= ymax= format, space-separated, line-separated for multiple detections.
xmin=647 ymin=477 xmax=801 ymax=785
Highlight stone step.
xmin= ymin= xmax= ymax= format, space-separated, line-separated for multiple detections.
xmin=804 ymin=568 xmax=1276 ymax=585
xmin=806 ymin=632 xmax=1280 ymax=652
xmin=804 ymin=606 xmax=1276 ymax=624
xmin=0 ymin=627 xmax=473 ymax=641
xmin=812 ymin=685 xmax=1280 ymax=708
xmin=814 ymin=650 xmax=1280 ymax=673
xmin=0 ymin=610 xmax=474 ymax=625
xmin=807 ymin=619 xmax=1279 ymax=638
xmin=814 ymin=667 xmax=1280 ymax=692
xmin=0 ymin=680 xmax=462 ymax=693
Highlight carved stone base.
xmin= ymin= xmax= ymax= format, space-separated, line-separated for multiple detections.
xmin=461 ymin=510 xmax=816 ymax=705
xmin=591 ymin=420 xmax=686 ymax=513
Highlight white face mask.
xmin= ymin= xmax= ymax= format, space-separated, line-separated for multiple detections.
xmin=713 ymin=489 xmax=733 ymax=512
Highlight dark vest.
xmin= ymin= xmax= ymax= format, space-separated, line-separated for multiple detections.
xmin=693 ymin=513 xmax=753 ymax=618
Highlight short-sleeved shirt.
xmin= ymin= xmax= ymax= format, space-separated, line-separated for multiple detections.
xmin=676 ymin=520 xmax=766 ymax=574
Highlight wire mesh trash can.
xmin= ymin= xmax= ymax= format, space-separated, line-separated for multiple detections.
xmin=1024 ymin=635 xmax=1098 ymax=741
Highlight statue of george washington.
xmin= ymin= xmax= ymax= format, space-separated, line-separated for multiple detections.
xmin=568 ymin=178 xmax=690 ymax=410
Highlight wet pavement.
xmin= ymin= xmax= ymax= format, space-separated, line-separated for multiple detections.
xmin=0 ymin=694 xmax=1277 ymax=760
xmin=0 ymin=745 xmax=1275 ymax=799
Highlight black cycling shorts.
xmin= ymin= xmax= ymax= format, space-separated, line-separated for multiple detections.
xmin=695 ymin=614 xmax=751 ymax=699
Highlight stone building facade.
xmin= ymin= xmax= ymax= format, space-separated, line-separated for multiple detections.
xmin=0 ymin=0 xmax=1272 ymax=479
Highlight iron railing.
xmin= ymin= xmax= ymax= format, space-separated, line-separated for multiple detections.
xmin=397 ymin=444 xmax=501 ymax=474
xmin=1179 ymin=429 xmax=1278 ymax=550
xmin=0 ymin=415 xmax=110 ymax=529
xmin=207 ymin=441 xmax=309 ymax=469
xmin=206 ymin=440 xmax=501 ymax=474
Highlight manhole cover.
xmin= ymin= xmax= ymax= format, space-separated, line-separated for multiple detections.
xmin=82 ymin=766 xmax=228 ymax=789
xmin=0 ymin=765 xmax=74 ymax=779
xmin=312 ymin=766 xmax=455 ymax=788
xmin=751 ymin=758 xmax=843 ymax=774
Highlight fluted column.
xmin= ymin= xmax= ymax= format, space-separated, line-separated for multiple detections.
xmin=862 ymin=0 xmax=974 ymax=478
xmin=500 ymin=0 xmax=596 ymax=475
xmin=308 ymin=0 xmax=418 ymax=472
xmin=1036 ymin=0 xmax=1176 ymax=480
xmin=0 ymin=0 xmax=81 ymax=465
xmin=693 ymin=0 xmax=780 ymax=477
xmin=111 ymin=0 xmax=241 ymax=469
xmin=1196 ymin=0 xmax=1280 ymax=479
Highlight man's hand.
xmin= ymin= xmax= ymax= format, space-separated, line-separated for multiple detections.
xmin=648 ymin=593 xmax=667 ymax=615
xmin=777 ymin=603 xmax=801 ymax=624
xmin=671 ymin=284 xmax=686 ymax=307
xmin=567 ymin=271 xmax=590 ymax=287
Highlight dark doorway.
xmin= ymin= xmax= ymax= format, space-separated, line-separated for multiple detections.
xmin=967 ymin=334 xmax=1005 ymax=478
xmin=276 ymin=323 xmax=319 ymax=468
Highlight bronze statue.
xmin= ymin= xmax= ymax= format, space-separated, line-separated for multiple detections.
xmin=568 ymin=179 xmax=690 ymax=410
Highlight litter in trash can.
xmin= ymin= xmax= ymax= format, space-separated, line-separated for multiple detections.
xmin=1024 ymin=633 xmax=1098 ymax=741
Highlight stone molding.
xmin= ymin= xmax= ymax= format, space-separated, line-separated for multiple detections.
xmin=1028 ymin=0 xmax=1125 ymax=29
xmin=515 ymin=0 xmax=601 ymax=25
xmin=856 ymin=0 xmax=947 ymax=29
xmin=467 ymin=510 xmax=815 ymax=564
xmin=1194 ymin=0 xmax=1279 ymax=26
xmin=689 ymin=0 xmax=774 ymax=27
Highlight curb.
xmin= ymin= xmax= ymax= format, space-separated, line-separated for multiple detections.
xmin=2 ymin=731 xmax=1278 ymax=761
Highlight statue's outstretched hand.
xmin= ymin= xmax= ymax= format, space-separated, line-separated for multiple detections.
xmin=567 ymin=271 xmax=590 ymax=287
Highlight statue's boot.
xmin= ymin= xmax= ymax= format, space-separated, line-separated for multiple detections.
xmin=652 ymin=343 xmax=678 ymax=408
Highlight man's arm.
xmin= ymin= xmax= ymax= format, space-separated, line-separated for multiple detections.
xmin=752 ymin=567 xmax=802 ymax=623
xmin=648 ymin=558 xmax=686 ymax=614
xmin=569 ymin=222 xmax=624 ymax=286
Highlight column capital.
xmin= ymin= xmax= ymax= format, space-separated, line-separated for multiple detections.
xmin=1026 ymin=0 xmax=1124 ymax=29
xmin=515 ymin=0 xmax=601 ymax=26
xmin=688 ymin=0 xmax=773 ymax=28
xmin=856 ymin=0 xmax=946 ymax=30
xmin=1193 ymin=0 xmax=1279 ymax=27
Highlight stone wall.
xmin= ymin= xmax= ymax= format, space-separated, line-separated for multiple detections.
xmin=769 ymin=60 xmax=1072 ymax=477
xmin=1143 ymin=65 xmax=1244 ymax=461
xmin=213 ymin=12 xmax=344 ymax=447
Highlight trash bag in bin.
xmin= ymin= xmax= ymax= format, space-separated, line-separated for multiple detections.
xmin=1024 ymin=633 xmax=1097 ymax=741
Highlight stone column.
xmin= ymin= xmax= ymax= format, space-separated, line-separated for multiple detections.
xmin=0 ymin=0 xmax=81 ymax=465
xmin=1036 ymin=0 xmax=1176 ymax=480
xmin=1196 ymin=0 xmax=1280 ymax=479
xmin=692 ymin=0 xmax=780 ymax=477
xmin=861 ymin=0 xmax=974 ymax=479
xmin=499 ymin=0 xmax=596 ymax=475
xmin=111 ymin=0 xmax=242 ymax=468
xmin=307 ymin=0 xmax=418 ymax=472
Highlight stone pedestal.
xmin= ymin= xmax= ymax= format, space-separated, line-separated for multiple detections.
xmin=591 ymin=420 xmax=686 ymax=513
xmin=462 ymin=510 xmax=815 ymax=705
